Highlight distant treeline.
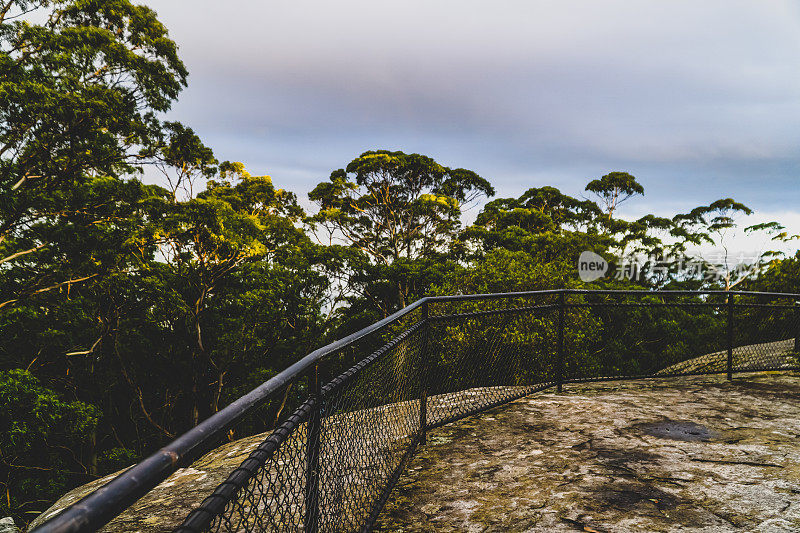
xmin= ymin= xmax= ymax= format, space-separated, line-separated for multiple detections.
xmin=2 ymin=0 xmax=799 ymax=525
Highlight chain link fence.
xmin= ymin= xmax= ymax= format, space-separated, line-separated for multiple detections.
xmin=31 ymin=290 xmax=800 ymax=533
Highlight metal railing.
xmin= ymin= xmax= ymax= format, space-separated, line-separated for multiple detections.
xmin=31 ymin=290 xmax=800 ymax=533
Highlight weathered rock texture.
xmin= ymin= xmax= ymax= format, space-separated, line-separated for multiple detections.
xmin=0 ymin=517 xmax=20 ymax=533
xmin=31 ymin=384 xmax=547 ymax=532
xmin=376 ymin=372 xmax=800 ymax=532
xmin=28 ymin=433 xmax=271 ymax=532
xmin=31 ymin=372 xmax=799 ymax=532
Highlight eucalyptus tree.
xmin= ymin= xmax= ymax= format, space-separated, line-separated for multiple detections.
xmin=0 ymin=1 xmax=191 ymax=520
xmin=671 ymin=199 xmax=786 ymax=290
xmin=0 ymin=1 xmax=333 ymax=523
xmin=584 ymin=171 xmax=645 ymax=221
xmin=141 ymin=159 xmax=323 ymax=427
xmin=309 ymin=150 xmax=494 ymax=315
xmin=464 ymin=186 xmax=607 ymax=265
xmin=582 ymin=172 xmax=678 ymax=260
xmin=465 ymin=178 xmax=679 ymax=288
xmin=0 ymin=0 xmax=188 ymax=309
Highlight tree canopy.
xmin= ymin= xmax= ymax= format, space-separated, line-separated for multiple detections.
xmin=310 ymin=150 xmax=494 ymax=264
xmin=309 ymin=150 xmax=494 ymax=314
xmin=0 ymin=0 xmax=188 ymax=311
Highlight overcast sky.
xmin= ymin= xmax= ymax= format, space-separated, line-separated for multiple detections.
xmin=141 ymin=0 xmax=800 ymax=252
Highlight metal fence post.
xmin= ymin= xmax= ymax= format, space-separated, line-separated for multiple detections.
xmin=557 ymin=291 xmax=565 ymax=393
xmin=304 ymin=363 xmax=321 ymax=533
xmin=795 ymin=301 xmax=800 ymax=354
xmin=419 ymin=300 xmax=429 ymax=445
xmin=726 ymin=296 xmax=734 ymax=381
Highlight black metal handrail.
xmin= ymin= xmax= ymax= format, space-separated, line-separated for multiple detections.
xmin=30 ymin=289 xmax=800 ymax=533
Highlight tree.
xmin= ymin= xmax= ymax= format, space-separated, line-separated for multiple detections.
xmin=309 ymin=150 xmax=494 ymax=313
xmin=0 ymin=369 xmax=99 ymax=526
xmin=747 ymin=250 xmax=800 ymax=295
xmin=475 ymin=186 xmax=602 ymax=233
xmin=464 ymin=186 xmax=607 ymax=265
xmin=584 ymin=171 xmax=644 ymax=220
xmin=435 ymin=247 xmax=574 ymax=296
xmin=672 ymin=199 xmax=754 ymax=290
xmin=310 ymin=150 xmax=494 ymax=264
xmin=142 ymin=160 xmax=324 ymax=427
xmin=0 ymin=0 xmax=188 ymax=309
xmin=465 ymin=178 xmax=686 ymax=289
xmin=0 ymin=1 xmax=332 ymax=522
xmin=154 ymin=121 xmax=218 ymax=201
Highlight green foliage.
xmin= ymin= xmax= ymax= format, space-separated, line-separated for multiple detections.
xmin=310 ymin=150 xmax=494 ymax=267
xmin=746 ymin=251 xmax=800 ymax=295
xmin=97 ymin=447 xmax=138 ymax=475
xmin=670 ymin=199 xmax=787 ymax=290
xmin=310 ymin=150 xmax=494 ymax=316
xmin=0 ymin=3 xmax=331 ymax=521
xmin=673 ymin=198 xmax=753 ymax=245
xmin=0 ymin=0 xmax=188 ymax=309
xmin=0 ymin=369 xmax=99 ymax=525
xmin=310 ymin=150 xmax=493 ymax=266
xmin=584 ymin=171 xmax=644 ymax=219
xmin=435 ymin=248 xmax=573 ymax=296
xmin=464 ymin=186 xmax=611 ymax=269
xmin=477 ymin=186 xmax=601 ymax=232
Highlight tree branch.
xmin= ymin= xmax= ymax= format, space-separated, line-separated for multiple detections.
xmin=0 ymin=243 xmax=46 ymax=265
xmin=0 ymin=274 xmax=98 ymax=310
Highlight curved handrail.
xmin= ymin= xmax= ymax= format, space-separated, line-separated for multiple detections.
xmin=426 ymin=288 xmax=800 ymax=302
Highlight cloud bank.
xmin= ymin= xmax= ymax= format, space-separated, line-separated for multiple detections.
xmin=142 ymin=0 xmax=800 ymax=223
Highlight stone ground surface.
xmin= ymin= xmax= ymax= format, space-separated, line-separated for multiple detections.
xmin=31 ymin=371 xmax=800 ymax=532
xmin=27 ymin=433 xmax=269 ymax=532
xmin=376 ymin=372 xmax=800 ymax=533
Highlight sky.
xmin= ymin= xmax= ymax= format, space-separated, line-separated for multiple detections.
xmin=140 ymin=0 xmax=800 ymax=256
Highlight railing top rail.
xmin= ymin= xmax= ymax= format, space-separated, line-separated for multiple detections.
xmin=426 ymin=288 xmax=800 ymax=302
xmin=31 ymin=288 xmax=800 ymax=533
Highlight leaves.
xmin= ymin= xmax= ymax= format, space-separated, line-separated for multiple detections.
xmin=1 ymin=2 xmax=799 ymax=525
xmin=0 ymin=369 xmax=99 ymax=523
xmin=0 ymin=0 xmax=188 ymax=311
xmin=310 ymin=149 xmax=493 ymax=265
xmin=309 ymin=149 xmax=494 ymax=315
xmin=585 ymin=171 xmax=644 ymax=218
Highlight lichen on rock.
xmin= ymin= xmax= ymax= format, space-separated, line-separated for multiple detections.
xmin=377 ymin=372 xmax=800 ymax=532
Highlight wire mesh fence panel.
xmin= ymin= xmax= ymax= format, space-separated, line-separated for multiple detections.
xmin=179 ymin=311 xmax=428 ymax=533
xmin=426 ymin=303 xmax=558 ymax=428
xmin=175 ymin=291 xmax=800 ymax=533
xmin=317 ymin=324 xmax=425 ymax=531
xmin=179 ymin=399 xmax=313 ymax=533
xmin=731 ymin=297 xmax=799 ymax=372
xmin=564 ymin=294 xmax=729 ymax=381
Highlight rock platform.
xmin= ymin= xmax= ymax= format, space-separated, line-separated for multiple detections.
xmin=377 ymin=372 xmax=800 ymax=532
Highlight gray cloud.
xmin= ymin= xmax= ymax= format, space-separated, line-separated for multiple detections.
xmin=142 ymin=0 xmax=800 ymax=218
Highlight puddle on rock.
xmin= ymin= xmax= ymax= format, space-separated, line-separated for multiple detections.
xmin=639 ymin=420 xmax=717 ymax=442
